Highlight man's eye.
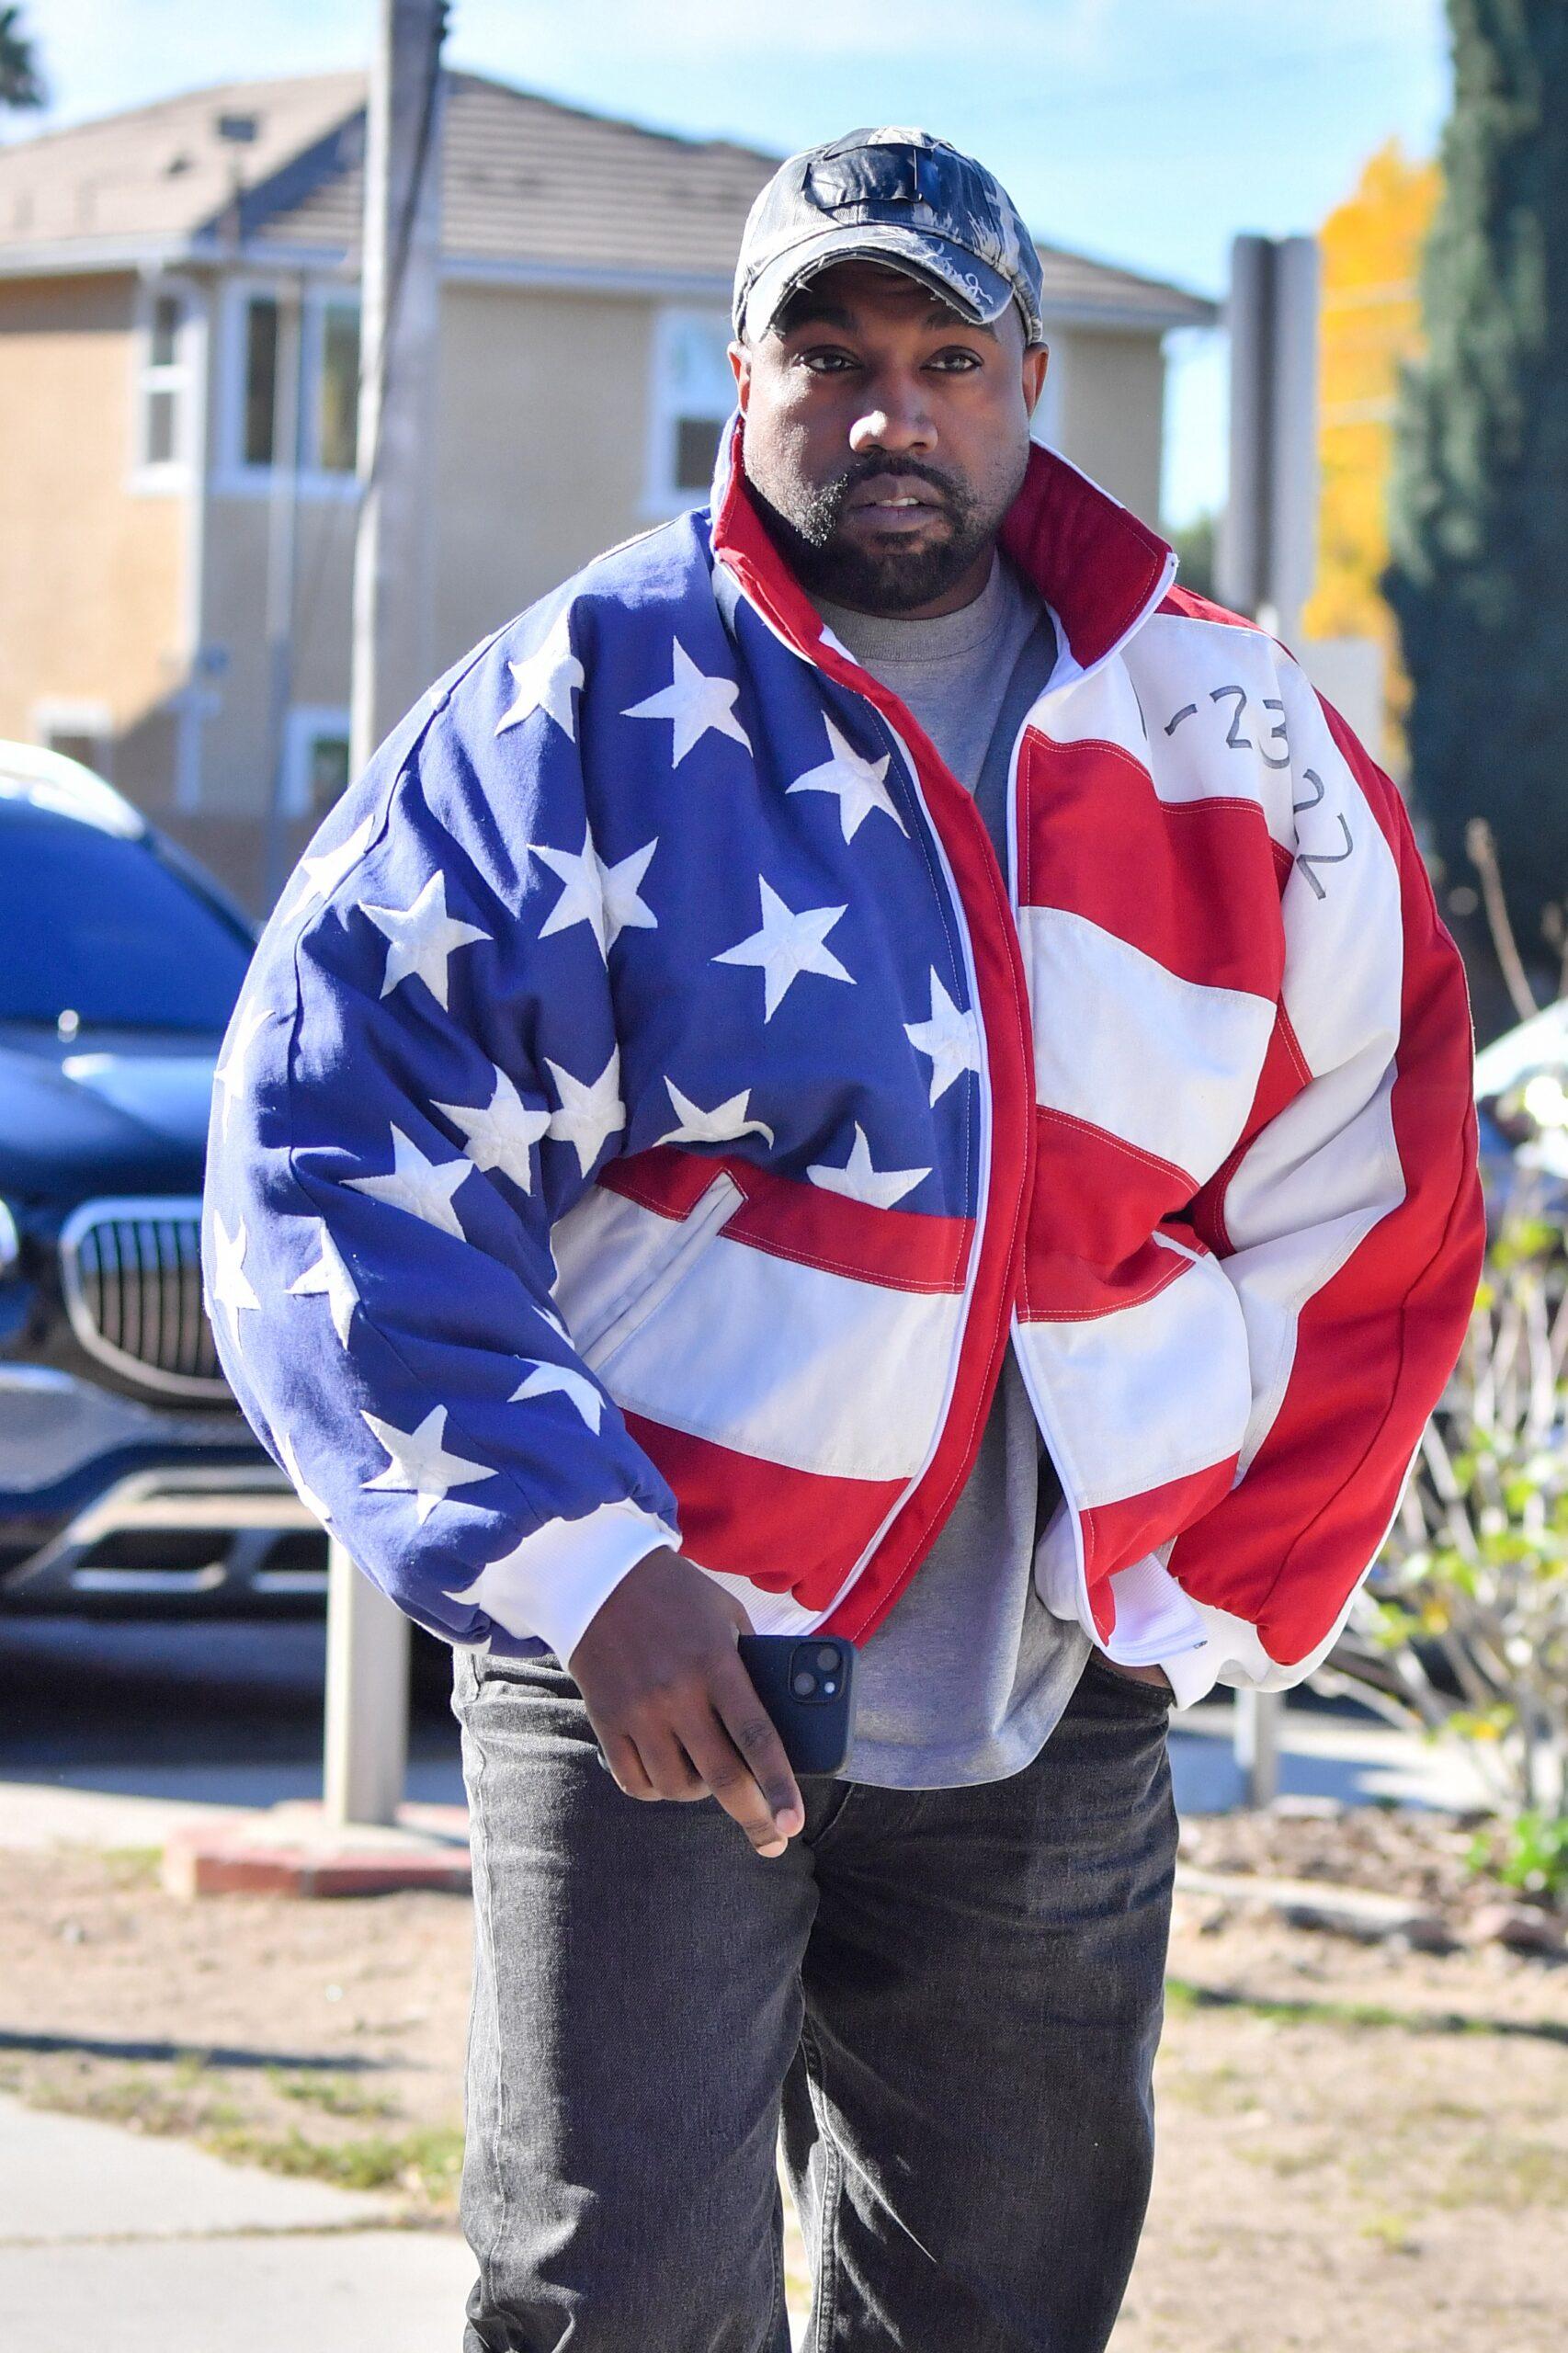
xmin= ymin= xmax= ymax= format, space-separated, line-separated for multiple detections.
xmin=800 ymin=350 xmax=858 ymax=373
xmin=930 ymin=350 xmax=983 ymax=371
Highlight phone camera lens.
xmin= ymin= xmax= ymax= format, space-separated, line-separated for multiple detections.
xmin=792 ymin=1669 xmax=816 ymax=1698
xmin=815 ymin=1645 xmax=839 ymax=1670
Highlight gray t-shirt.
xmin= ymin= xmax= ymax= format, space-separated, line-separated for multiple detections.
xmin=814 ymin=556 xmax=1093 ymax=1788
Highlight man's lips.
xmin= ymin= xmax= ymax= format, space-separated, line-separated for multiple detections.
xmin=842 ymin=476 xmax=950 ymax=531
xmin=846 ymin=475 xmax=947 ymax=513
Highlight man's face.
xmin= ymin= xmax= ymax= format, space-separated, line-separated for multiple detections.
xmin=731 ymin=258 xmax=1049 ymax=618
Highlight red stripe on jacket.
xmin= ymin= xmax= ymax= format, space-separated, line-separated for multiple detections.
xmin=1166 ymin=696 xmax=1485 ymax=1662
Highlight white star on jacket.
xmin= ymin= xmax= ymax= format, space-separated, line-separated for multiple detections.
xmin=905 ymin=971 xmax=983 ymax=1104
xmin=212 ymin=999 xmax=273 ymax=1139
xmin=276 ymin=1424 xmax=332 ymax=1526
xmin=714 ymin=878 xmax=854 ymax=1022
xmin=511 ymin=1359 xmax=605 ymax=1432
xmin=434 ymin=1066 xmax=551 ymax=1195
xmin=622 ymin=639 xmax=752 ymax=766
xmin=288 ymin=1221 xmax=360 ymax=1346
xmin=346 ymin=1124 xmax=472 ymax=1239
xmin=531 ymin=824 xmax=658 ymax=958
xmin=208 ymin=1212 xmax=260 ymax=1350
xmin=543 ymin=1048 xmax=626 ymax=1175
xmin=787 ymin=717 xmax=908 ymax=843
xmin=360 ymin=1404 xmax=493 ymax=1524
xmin=284 ymin=810 xmax=377 ymax=918
xmin=495 ymin=611 xmax=585 ymax=739
xmin=807 ymin=1124 xmax=929 ymax=1209
xmin=363 ymin=871 xmax=491 ymax=1010
xmin=655 ymin=1077 xmax=775 ymax=1148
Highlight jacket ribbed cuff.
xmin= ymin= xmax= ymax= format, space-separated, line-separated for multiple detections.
xmin=449 ymin=1499 xmax=679 ymax=1667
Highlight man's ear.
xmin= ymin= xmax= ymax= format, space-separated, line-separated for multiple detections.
xmin=729 ymin=338 xmax=751 ymax=415
xmin=1023 ymin=343 xmax=1050 ymax=420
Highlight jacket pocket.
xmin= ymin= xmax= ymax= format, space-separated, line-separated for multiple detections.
xmin=574 ymin=1171 xmax=743 ymax=1373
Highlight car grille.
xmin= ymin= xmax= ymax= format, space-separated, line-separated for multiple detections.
xmin=59 ymin=1197 xmax=229 ymax=1400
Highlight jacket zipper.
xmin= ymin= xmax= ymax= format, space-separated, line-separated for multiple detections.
xmin=805 ymin=698 xmax=1018 ymax=1628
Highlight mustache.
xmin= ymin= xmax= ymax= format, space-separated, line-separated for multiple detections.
xmin=818 ymin=453 xmax=965 ymax=522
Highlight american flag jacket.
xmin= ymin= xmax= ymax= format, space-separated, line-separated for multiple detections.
xmin=202 ymin=425 xmax=1484 ymax=1708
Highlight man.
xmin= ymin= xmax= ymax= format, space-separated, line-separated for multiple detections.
xmin=205 ymin=128 xmax=1483 ymax=2350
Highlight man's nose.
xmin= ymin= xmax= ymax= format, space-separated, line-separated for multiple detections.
xmin=847 ymin=384 xmax=936 ymax=457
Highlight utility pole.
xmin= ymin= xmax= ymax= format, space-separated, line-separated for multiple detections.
xmin=324 ymin=0 xmax=448 ymax=1831
xmin=1218 ymin=233 xmax=1320 ymax=649
xmin=1219 ymin=229 xmax=1320 ymax=1809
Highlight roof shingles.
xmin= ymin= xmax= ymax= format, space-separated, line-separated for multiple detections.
xmin=0 ymin=71 xmax=1214 ymax=326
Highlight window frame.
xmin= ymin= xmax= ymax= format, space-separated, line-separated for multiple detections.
xmin=128 ymin=276 xmax=198 ymax=492
xmin=216 ymin=276 xmax=363 ymax=502
xmin=281 ymin=705 xmax=353 ymax=821
xmin=31 ymin=697 xmax=115 ymax=782
xmin=642 ymin=304 xmax=736 ymax=521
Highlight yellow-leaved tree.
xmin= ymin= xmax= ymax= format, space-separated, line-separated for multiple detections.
xmin=1301 ymin=140 xmax=1438 ymax=761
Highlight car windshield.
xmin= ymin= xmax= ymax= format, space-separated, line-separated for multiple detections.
xmin=0 ymin=807 xmax=252 ymax=1031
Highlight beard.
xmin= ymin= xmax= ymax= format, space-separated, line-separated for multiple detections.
xmin=745 ymin=448 xmax=1023 ymax=615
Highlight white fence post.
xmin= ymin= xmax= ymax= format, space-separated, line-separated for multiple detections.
xmin=1233 ymin=1688 xmax=1284 ymax=1808
xmin=324 ymin=1540 xmax=411 ymax=1828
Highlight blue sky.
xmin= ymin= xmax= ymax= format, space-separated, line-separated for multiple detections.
xmin=7 ymin=0 xmax=1453 ymax=522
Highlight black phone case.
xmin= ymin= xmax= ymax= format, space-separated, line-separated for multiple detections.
xmin=736 ymin=1633 xmax=858 ymax=1776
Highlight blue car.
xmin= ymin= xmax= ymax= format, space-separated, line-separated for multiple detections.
xmin=0 ymin=745 xmax=324 ymax=1610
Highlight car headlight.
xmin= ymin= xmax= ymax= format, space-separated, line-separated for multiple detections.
xmin=0 ymin=1199 xmax=17 ymax=1278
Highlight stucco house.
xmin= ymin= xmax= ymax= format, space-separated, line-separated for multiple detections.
xmin=0 ymin=74 xmax=1214 ymax=910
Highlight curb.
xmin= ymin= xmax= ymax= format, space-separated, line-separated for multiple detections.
xmin=161 ymin=1801 xmax=472 ymax=1900
xmin=1174 ymin=1862 xmax=1455 ymax=1949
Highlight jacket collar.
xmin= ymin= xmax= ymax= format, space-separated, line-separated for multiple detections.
xmin=708 ymin=414 xmax=1176 ymax=690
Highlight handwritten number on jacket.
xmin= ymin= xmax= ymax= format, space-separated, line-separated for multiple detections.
xmin=1209 ymin=682 xmax=1252 ymax=750
xmin=1162 ymin=686 xmax=1288 ymax=768
xmin=1259 ymin=699 xmax=1290 ymax=768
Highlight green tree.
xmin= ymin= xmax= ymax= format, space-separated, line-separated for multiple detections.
xmin=0 ymin=6 xmax=44 ymax=112
xmin=1384 ymin=0 xmax=1568 ymax=966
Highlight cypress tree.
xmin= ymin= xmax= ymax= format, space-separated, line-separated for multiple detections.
xmin=1385 ymin=0 xmax=1568 ymax=968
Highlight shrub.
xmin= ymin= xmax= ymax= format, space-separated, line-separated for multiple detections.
xmin=1331 ymin=1197 xmax=1568 ymax=1859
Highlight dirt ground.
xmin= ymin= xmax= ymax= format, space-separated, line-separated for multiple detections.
xmin=2 ymin=1839 xmax=1565 ymax=2350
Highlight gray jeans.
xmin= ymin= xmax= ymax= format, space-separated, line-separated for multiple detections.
xmin=451 ymin=1645 xmax=1176 ymax=2352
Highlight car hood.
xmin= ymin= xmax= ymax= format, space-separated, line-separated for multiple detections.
xmin=0 ymin=1025 xmax=220 ymax=1204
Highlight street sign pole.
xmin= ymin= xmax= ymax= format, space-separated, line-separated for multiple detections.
xmin=324 ymin=0 xmax=447 ymax=1829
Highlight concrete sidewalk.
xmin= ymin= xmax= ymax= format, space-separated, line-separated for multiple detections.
xmin=0 ymin=2094 xmax=476 ymax=2351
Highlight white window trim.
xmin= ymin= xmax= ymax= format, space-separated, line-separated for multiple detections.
xmin=642 ymin=303 xmax=736 ymax=522
xmin=32 ymin=697 xmax=115 ymax=779
xmin=128 ymin=274 xmax=199 ymax=494
xmin=214 ymin=276 xmax=363 ymax=503
xmin=281 ymin=705 xmax=352 ymax=820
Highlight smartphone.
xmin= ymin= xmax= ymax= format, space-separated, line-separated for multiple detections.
xmin=736 ymin=1632 xmax=858 ymax=1777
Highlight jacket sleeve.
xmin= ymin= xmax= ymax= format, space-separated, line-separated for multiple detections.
xmin=1157 ymin=653 xmax=1485 ymax=1706
xmin=199 ymin=612 xmax=681 ymax=1664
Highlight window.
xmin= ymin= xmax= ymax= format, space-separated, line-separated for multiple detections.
xmin=34 ymin=699 xmax=113 ymax=780
xmin=225 ymin=285 xmax=362 ymax=489
xmin=283 ymin=708 xmax=353 ymax=820
xmin=646 ymin=308 xmax=735 ymax=514
xmin=0 ymin=807 xmax=251 ymax=1031
xmin=134 ymin=285 xmax=190 ymax=479
xmin=313 ymin=300 xmax=360 ymax=473
xmin=243 ymin=293 xmax=281 ymax=466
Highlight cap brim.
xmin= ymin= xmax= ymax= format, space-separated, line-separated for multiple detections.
xmin=738 ymin=222 xmax=1015 ymax=344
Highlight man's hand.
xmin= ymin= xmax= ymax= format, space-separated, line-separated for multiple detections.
xmin=567 ymin=1547 xmax=806 ymax=1858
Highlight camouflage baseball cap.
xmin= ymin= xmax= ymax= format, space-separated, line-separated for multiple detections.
xmin=733 ymin=127 xmax=1046 ymax=349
